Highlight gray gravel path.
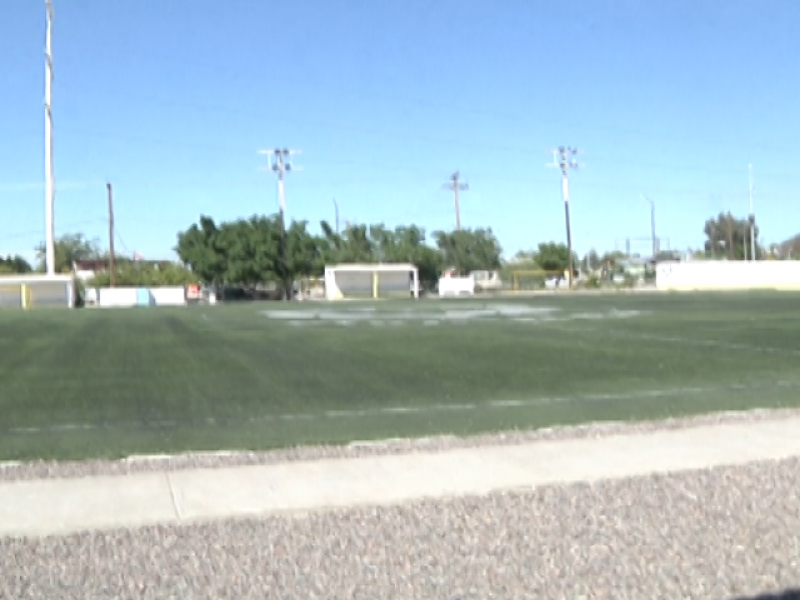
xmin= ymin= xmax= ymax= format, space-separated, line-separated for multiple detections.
xmin=3 ymin=456 xmax=800 ymax=599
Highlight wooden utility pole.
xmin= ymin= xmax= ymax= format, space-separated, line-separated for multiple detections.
xmin=107 ymin=182 xmax=116 ymax=287
xmin=443 ymin=171 xmax=468 ymax=230
xmin=548 ymin=147 xmax=581 ymax=289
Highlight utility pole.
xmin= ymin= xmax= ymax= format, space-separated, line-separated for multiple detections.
xmin=727 ymin=212 xmax=735 ymax=260
xmin=107 ymin=182 xmax=116 ymax=287
xmin=44 ymin=0 xmax=56 ymax=276
xmin=333 ymin=198 xmax=340 ymax=234
xmin=259 ymin=148 xmax=300 ymax=300
xmin=642 ymin=195 xmax=657 ymax=258
xmin=443 ymin=171 xmax=468 ymax=230
xmin=548 ymin=147 xmax=580 ymax=289
xmin=749 ymin=164 xmax=756 ymax=261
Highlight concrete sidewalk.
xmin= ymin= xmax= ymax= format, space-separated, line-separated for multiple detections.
xmin=2 ymin=416 xmax=800 ymax=539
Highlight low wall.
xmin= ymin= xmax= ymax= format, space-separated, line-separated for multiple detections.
xmin=656 ymin=261 xmax=800 ymax=291
xmin=86 ymin=286 xmax=188 ymax=307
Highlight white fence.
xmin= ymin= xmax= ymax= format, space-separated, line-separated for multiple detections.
xmin=656 ymin=261 xmax=800 ymax=291
xmin=85 ymin=286 xmax=188 ymax=307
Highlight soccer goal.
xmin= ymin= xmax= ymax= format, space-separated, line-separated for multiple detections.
xmin=0 ymin=274 xmax=76 ymax=309
xmin=324 ymin=263 xmax=420 ymax=300
xmin=510 ymin=269 xmax=568 ymax=291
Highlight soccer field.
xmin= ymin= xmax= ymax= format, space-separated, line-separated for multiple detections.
xmin=1 ymin=292 xmax=799 ymax=461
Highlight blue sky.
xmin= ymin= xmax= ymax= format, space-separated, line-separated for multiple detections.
xmin=2 ymin=0 xmax=799 ymax=263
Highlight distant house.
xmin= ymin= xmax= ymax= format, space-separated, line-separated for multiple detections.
xmin=73 ymin=259 xmax=108 ymax=281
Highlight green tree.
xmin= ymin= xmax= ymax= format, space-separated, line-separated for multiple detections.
xmin=89 ymin=262 xmax=199 ymax=286
xmin=368 ymin=223 xmax=443 ymax=283
xmin=703 ymin=212 xmax=762 ymax=259
xmin=0 ymin=255 xmax=33 ymax=274
xmin=35 ymin=233 xmax=103 ymax=273
xmin=175 ymin=215 xmax=229 ymax=285
xmin=581 ymin=249 xmax=601 ymax=272
xmin=176 ymin=214 xmax=324 ymax=301
xmin=176 ymin=215 xmax=475 ymax=298
xmin=533 ymin=242 xmax=578 ymax=275
xmin=655 ymin=250 xmax=681 ymax=262
xmin=432 ymin=228 xmax=502 ymax=274
xmin=777 ymin=233 xmax=800 ymax=259
xmin=314 ymin=221 xmax=444 ymax=284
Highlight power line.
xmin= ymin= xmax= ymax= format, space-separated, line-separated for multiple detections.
xmin=548 ymin=146 xmax=581 ymax=290
xmin=443 ymin=171 xmax=468 ymax=231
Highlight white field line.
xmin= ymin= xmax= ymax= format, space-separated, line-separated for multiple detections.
xmin=572 ymin=327 xmax=800 ymax=357
xmin=3 ymin=380 xmax=798 ymax=437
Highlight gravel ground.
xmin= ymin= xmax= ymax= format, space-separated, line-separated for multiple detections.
xmin=2 ymin=406 xmax=800 ymax=482
xmin=2 ymin=456 xmax=800 ymax=599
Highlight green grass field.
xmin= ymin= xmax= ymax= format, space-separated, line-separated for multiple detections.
xmin=1 ymin=292 xmax=799 ymax=461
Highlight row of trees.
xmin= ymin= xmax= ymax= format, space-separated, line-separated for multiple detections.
xmin=174 ymin=215 xmax=504 ymax=297
xmin=703 ymin=212 xmax=764 ymax=260
xmin=0 ymin=255 xmax=33 ymax=274
xmin=0 ymin=211 xmax=792 ymax=288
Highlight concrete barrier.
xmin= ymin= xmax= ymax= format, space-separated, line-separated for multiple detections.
xmin=656 ymin=261 xmax=800 ymax=291
xmin=438 ymin=276 xmax=475 ymax=296
xmin=91 ymin=287 xmax=188 ymax=307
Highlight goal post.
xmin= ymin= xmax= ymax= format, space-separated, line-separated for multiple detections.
xmin=510 ymin=269 xmax=569 ymax=291
xmin=324 ymin=263 xmax=419 ymax=300
xmin=0 ymin=284 xmax=32 ymax=310
xmin=0 ymin=274 xmax=75 ymax=309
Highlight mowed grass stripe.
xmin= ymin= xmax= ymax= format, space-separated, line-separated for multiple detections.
xmin=1 ymin=293 xmax=800 ymax=461
xmin=4 ymin=379 xmax=800 ymax=436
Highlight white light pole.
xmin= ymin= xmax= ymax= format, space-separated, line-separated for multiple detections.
xmin=44 ymin=0 xmax=56 ymax=275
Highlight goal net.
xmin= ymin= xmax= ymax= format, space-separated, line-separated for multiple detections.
xmin=0 ymin=275 xmax=76 ymax=309
xmin=324 ymin=263 xmax=420 ymax=300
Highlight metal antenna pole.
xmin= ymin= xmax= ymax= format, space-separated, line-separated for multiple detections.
xmin=44 ymin=0 xmax=56 ymax=275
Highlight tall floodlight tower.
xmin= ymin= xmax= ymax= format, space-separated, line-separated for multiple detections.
xmin=258 ymin=148 xmax=301 ymax=300
xmin=44 ymin=0 xmax=56 ymax=275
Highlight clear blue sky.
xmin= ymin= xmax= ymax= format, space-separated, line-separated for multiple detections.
xmin=2 ymin=0 xmax=799 ymax=263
